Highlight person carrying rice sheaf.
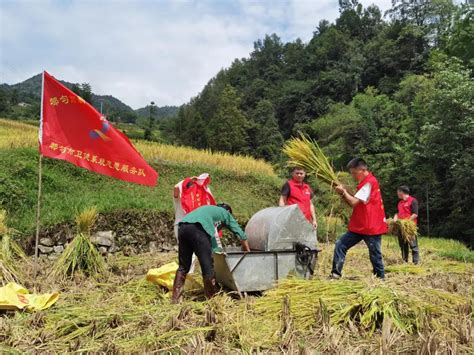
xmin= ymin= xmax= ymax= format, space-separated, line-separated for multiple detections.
xmin=330 ymin=158 xmax=388 ymax=280
xmin=394 ymin=185 xmax=420 ymax=264
xmin=171 ymin=204 xmax=250 ymax=303
xmin=279 ymin=167 xmax=319 ymax=248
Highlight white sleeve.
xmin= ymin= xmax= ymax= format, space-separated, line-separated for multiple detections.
xmin=354 ymin=183 xmax=372 ymax=203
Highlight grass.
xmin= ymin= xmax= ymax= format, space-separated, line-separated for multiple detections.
xmin=1 ymin=236 xmax=472 ymax=353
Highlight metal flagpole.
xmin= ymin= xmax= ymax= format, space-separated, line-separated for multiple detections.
xmin=34 ymin=71 xmax=45 ymax=276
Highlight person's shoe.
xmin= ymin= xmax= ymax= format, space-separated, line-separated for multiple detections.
xmin=328 ymin=273 xmax=341 ymax=280
xmin=171 ymin=270 xmax=187 ymax=304
xmin=203 ymin=276 xmax=218 ymax=299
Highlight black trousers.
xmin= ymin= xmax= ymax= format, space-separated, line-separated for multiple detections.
xmin=177 ymin=223 xmax=214 ymax=278
xmin=397 ymin=232 xmax=420 ymax=264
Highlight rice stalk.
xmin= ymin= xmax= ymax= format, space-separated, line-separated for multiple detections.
xmin=283 ymin=134 xmax=340 ymax=186
xmin=75 ymin=206 xmax=98 ymax=235
xmin=51 ymin=233 xmax=106 ymax=278
xmin=51 ymin=207 xmax=105 ymax=278
xmin=387 ymin=218 xmax=418 ymax=243
xmin=0 ymin=209 xmax=27 ymax=282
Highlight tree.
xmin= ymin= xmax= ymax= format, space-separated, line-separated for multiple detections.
xmin=0 ymin=88 xmax=9 ymax=114
xmin=208 ymin=85 xmax=249 ymax=154
xmin=10 ymin=89 xmax=19 ymax=105
xmin=252 ymin=100 xmax=283 ymax=161
xmin=144 ymin=101 xmax=155 ymax=141
xmin=80 ymin=83 xmax=92 ymax=104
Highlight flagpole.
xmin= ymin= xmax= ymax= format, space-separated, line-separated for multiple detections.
xmin=34 ymin=71 xmax=45 ymax=279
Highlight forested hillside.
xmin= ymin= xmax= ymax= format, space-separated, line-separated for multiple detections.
xmin=171 ymin=0 xmax=473 ymax=244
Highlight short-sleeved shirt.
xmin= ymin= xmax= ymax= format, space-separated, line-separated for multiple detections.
xmin=354 ymin=183 xmax=372 ymax=203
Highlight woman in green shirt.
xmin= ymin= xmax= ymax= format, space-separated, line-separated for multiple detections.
xmin=171 ymin=204 xmax=250 ymax=303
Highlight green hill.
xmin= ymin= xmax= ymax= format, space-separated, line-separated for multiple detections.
xmin=0 ymin=74 xmax=178 ymax=123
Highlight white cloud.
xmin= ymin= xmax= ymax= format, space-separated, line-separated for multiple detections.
xmin=0 ymin=0 xmax=393 ymax=109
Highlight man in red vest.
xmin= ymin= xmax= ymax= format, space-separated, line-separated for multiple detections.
xmin=394 ymin=185 xmax=420 ymax=264
xmin=331 ymin=158 xmax=387 ymax=279
xmin=279 ymin=167 xmax=318 ymax=244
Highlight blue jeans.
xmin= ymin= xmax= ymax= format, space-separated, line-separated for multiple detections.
xmin=331 ymin=231 xmax=385 ymax=279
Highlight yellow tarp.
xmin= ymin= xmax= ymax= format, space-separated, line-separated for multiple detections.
xmin=146 ymin=262 xmax=202 ymax=292
xmin=0 ymin=282 xmax=59 ymax=311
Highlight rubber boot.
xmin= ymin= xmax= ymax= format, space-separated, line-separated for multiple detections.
xmin=171 ymin=270 xmax=187 ymax=304
xmin=203 ymin=276 xmax=218 ymax=299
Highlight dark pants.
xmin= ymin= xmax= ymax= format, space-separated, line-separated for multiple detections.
xmin=397 ymin=233 xmax=420 ymax=264
xmin=331 ymin=231 xmax=385 ymax=279
xmin=177 ymin=223 xmax=214 ymax=278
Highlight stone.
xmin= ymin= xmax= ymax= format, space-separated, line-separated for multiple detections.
xmin=39 ymin=238 xmax=54 ymax=247
xmin=109 ymin=244 xmax=119 ymax=253
xmin=38 ymin=245 xmax=53 ymax=254
xmin=91 ymin=231 xmax=115 ymax=247
xmin=53 ymin=245 xmax=64 ymax=253
xmin=99 ymin=246 xmax=108 ymax=255
xmin=48 ymin=253 xmax=59 ymax=260
xmin=149 ymin=241 xmax=158 ymax=253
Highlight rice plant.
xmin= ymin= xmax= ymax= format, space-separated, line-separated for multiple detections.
xmin=0 ymin=209 xmax=27 ymax=283
xmin=0 ymin=118 xmax=275 ymax=177
xmin=283 ymin=134 xmax=340 ymax=186
xmin=51 ymin=207 xmax=106 ymax=278
xmin=387 ymin=218 xmax=418 ymax=243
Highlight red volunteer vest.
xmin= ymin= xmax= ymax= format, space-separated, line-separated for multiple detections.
xmin=397 ymin=196 xmax=418 ymax=224
xmin=180 ymin=177 xmax=216 ymax=214
xmin=287 ymin=179 xmax=313 ymax=222
xmin=348 ymin=173 xmax=388 ymax=235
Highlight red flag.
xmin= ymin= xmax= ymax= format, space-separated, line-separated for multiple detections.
xmin=39 ymin=71 xmax=158 ymax=186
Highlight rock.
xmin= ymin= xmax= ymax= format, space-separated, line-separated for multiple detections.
xmin=38 ymin=245 xmax=53 ymax=254
xmin=91 ymin=231 xmax=115 ymax=247
xmin=161 ymin=243 xmax=173 ymax=252
xmin=53 ymin=245 xmax=64 ymax=253
xmin=99 ymin=246 xmax=108 ymax=255
xmin=39 ymin=238 xmax=54 ymax=247
xmin=109 ymin=244 xmax=119 ymax=253
xmin=149 ymin=241 xmax=158 ymax=253
xmin=48 ymin=253 xmax=59 ymax=260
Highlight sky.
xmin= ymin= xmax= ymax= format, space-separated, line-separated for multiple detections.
xmin=0 ymin=0 xmax=393 ymax=109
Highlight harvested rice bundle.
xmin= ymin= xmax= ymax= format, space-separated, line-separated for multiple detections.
xmin=387 ymin=218 xmax=417 ymax=243
xmin=283 ymin=134 xmax=340 ymax=187
xmin=0 ymin=209 xmax=27 ymax=282
xmin=397 ymin=219 xmax=418 ymax=243
xmin=51 ymin=207 xmax=106 ymax=278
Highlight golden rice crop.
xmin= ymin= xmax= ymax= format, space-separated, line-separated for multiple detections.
xmin=387 ymin=218 xmax=418 ymax=243
xmin=0 ymin=209 xmax=27 ymax=282
xmin=0 ymin=118 xmax=275 ymax=176
xmin=0 ymin=119 xmax=37 ymax=149
xmin=283 ymin=134 xmax=340 ymax=186
xmin=75 ymin=206 xmax=98 ymax=235
xmin=52 ymin=207 xmax=105 ymax=278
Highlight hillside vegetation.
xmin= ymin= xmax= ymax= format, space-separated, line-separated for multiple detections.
xmin=0 ymin=119 xmax=280 ymax=235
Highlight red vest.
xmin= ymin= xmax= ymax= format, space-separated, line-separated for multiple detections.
xmin=398 ymin=196 xmax=418 ymax=224
xmin=180 ymin=177 xmax=216 ymax=214
xmin=287 ymin=179 xmax=313 ymax=222
xmin=348 ymin=173 xmax=388 ymax=235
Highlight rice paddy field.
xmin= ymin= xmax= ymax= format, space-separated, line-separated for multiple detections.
xmin=0 ymin=119 xmax=275 ymax=177
xmin=1 ymin=118 xmax=473 ymax=353
xmin=1 ymin=235 xmax=472 ymax=353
